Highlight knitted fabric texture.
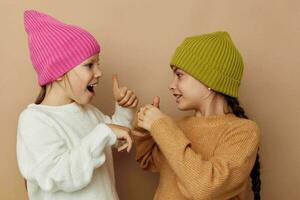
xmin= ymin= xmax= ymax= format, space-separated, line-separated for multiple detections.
xmin=170 ymin=31 xmax=244 ymax=98
xmin=24 ymin=10 xmax=100 ymax=85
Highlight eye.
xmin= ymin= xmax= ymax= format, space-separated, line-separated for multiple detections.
xmin=84 ymin=62 xmax=94 ymax=69
xmin=176 ymin=72 xmax=183 ymax=79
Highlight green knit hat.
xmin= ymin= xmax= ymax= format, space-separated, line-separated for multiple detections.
xmin=170 ymin=31 xmax=244 ymax=98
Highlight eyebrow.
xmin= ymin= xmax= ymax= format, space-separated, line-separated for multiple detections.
xmin=83 ymin=61 xmax=93 ymax=66
xmin=83 ymin=59 xmax=98 ymax=65
xmin=174 ymin=68 xmax=184 ymax=74
xmin=171 ymin=66 xmax=179 ymax=72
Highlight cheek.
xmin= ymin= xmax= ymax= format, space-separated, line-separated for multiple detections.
xmin=177 ymin=79 xmax=196 ymax=96
xmin=65 ymin=77 xmax=85 ymax=97
xmin=191 ymin=88 xmax=210 ymax=103
xmin=180 ymin=79 xmax=208 ymax=99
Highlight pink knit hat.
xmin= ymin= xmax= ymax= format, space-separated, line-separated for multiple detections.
xmin=24 ymin=10 xmax=100 ymax=86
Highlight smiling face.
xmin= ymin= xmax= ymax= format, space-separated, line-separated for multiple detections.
xmin=56 ymin=54 xmax=102 ymax=105
xmin=168 ymin=66 xmax=213 ymax=111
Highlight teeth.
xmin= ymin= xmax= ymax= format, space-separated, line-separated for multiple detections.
xmin=87 ymin=82 xmax=98 ymax=93
xmin=88 ymin=83 xmax=98 ymax=87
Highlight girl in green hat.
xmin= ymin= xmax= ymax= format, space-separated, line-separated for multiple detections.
xmin=133 ymin=31 xmax=260 ymax=200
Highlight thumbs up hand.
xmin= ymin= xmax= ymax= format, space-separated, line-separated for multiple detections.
xmin=112 ymin=74 xmax=138 ymax=108
xmin=132 ymin=96 xmax=161 ymax=137
xmin=135 ymin=96 xmax=167 ymax=132
xmin=152 ymin=96 xmax=160 ymax=108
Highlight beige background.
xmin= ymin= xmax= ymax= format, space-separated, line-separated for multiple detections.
xmin=0 ymin=0 xmax=299 ymax=199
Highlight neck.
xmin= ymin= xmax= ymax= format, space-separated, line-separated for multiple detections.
xmin=195 ymin=94 xmax=229 ymax=117
xmin=41 ymin=82 xmax=73 ymax=106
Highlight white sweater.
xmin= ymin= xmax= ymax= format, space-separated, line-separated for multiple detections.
xmin=16 ymin=102 xmax=134 ymax=200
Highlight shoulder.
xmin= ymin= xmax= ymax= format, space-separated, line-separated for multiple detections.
xmin=17 ymin=106 xmax=67 ymax=147
xmin=18 ymin=105 xmax=52 ymax=126
xmin=224 ymin=116 xmax=260 ymax=142
xmin=17 ymin=106 xmax=57 ymax=144
xmin=17 ymin=105 xmax=57 ymax=138
xmin=228 ymin=117 xmax=259 ymax=133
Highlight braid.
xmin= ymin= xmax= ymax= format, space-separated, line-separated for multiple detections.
xmin=250 ymin=154 xmax=261 ymax=200
xmin=224 ymin=95 xmax=261 ymax=200
xmin=225 ymin=95 xmax=248 ymax=119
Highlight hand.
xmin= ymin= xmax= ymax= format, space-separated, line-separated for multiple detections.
xmin=137 ymin=96 xmax=166 ymax=132
xmin=106 ymin=124 xmax=133 ymax=152
xmin=132 ymin=96 xmax=161 ymax=137
xmin=112 ymin=75 xmax=138 ymax=108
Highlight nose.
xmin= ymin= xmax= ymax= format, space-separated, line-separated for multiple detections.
xmin=168 ymin=78 xmax=176 ymax=91
xmin=94 ymin=65 xmax=102 ymax=78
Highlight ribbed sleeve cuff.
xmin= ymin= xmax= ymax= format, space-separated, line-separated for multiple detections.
xmin=113 ymin=103 xmax=135 ymax=128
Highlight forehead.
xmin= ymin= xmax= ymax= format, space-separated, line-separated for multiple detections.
xmin=85 ymin=54 xmax=99 ymax=63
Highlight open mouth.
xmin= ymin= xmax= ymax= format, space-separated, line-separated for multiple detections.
xmin=173 ymin=94 xmax=182 ymax=102
xmin=87 ymin=82 xmax=98 ymax=93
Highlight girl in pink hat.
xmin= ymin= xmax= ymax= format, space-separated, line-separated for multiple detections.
xmin=17 ymin=10 xmax=138 ymax=200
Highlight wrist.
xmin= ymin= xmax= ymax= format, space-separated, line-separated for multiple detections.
xmin=102 ymin=124 xmax=117 ymax=145
xmin=150 ymin=115 xmax=170 ymax=134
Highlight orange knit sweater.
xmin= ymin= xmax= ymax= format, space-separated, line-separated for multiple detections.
xmin=134 ymin=114 xmax=259 ymax=200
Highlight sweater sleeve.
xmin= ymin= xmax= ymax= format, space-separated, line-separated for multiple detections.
xmin=101 ymin=103 xmax=135 ymax=128
xmin=16 ymin=110 xmax=116 ymax=193
xmin=133 ymin=130 xmax=161 ymax=172
xmin=150 ymin=116 xmax=260 ymax=200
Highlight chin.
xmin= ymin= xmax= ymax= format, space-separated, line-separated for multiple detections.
xmin=176 ymin=101 xmax=195 ymax=111
xmin=76 ymin=97 xmax=93 ymax=105
xmin=178 ymin=107 xmax=191 ymax=111
xmin=176 ymin=103 xmax=189 ymax=111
